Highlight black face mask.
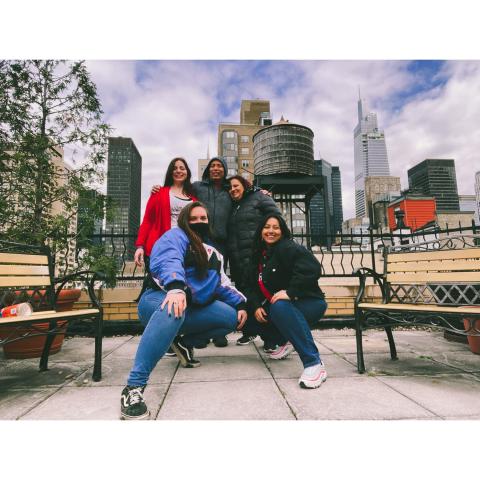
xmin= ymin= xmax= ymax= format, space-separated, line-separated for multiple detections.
xmin=189 ymin=222 xmax=209 ymax=238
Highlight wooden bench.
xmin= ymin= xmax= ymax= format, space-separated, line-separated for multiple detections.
xmin=0 ymin=240 xmax=104 ymax=381
xmin=354 ymin=235 xmax=480 ymax=373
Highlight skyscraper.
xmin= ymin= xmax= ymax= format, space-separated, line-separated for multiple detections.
xmin=354 ymin=95 xmax=390 ymax=218
xmin=218 ymin=100 xmax=271 ymax=182
xmin=331 ymin=166 xmax=344 ymax=234
xmin=309 ymin=161 xmax=344 ymax=244
xmin=106 ymin=137 xmax=142 ymax=261
xmin=407 ymin=159 xmax=460 ymax=211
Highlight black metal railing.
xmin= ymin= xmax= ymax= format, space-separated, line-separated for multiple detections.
xmin=58 ymin=221 xmax=479 ymax=283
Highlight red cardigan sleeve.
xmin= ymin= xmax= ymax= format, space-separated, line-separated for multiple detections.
xmin=135 ymin=192 xmax=159 ymax=248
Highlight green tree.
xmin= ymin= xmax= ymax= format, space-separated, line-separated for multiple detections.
xmin=0 ymin=60 xmax=116 ymax=285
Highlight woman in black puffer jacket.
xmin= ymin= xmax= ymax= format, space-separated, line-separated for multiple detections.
xmin=227 ymin=175 xmax=280 ymax=344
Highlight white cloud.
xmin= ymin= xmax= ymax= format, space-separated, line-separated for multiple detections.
xmin=88 ymin=60 xmax=480 ymax=220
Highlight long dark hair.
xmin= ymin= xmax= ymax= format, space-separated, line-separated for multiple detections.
xmin=251 ymin=213 xmax=291 ymax=264
xmin=163 ymin=157 xmax=194 ymax=196
xmin=177 ymin=201 xmax=212 ymax=277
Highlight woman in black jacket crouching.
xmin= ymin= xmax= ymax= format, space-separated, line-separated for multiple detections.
xmin=243 ymin=213 xmax=328 ymax=389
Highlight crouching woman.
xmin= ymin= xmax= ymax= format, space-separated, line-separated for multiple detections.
xmin=243 ymin=214 xmax=328 ymax=389
xmin=121 ymin=201 xmax=247 ymax=420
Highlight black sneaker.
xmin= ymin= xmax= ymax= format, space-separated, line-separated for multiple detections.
xmin=236 ymin=334 xmax=257 ymax=346
xmin=263 ymin=341 xmax=278 ymax=353
xmin=120 ymin=385 xmax=150 ymax=420
xmin=171 ymin=337 xmax=201 ymax=368
xmin=164 ymin=346 xmax=176 ymax=357
xmin=213 ymin=336 xmax=228 ymax=347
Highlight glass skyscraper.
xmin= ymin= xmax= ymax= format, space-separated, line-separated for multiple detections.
xmin=407 ymin=159 xmax=460 ymax=212
xmin=106 ymin=137 xmax=142 ymax=261
xmin=354 ymin=96 xmax=390 ymax=218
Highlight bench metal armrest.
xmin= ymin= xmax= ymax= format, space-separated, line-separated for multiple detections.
xmin=353 ymin=267 xmax=387 ymax=305
xmin=54 ymin=270 xmax=106 ymax=311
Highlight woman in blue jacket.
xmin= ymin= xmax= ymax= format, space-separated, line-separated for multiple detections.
xmin=120 ymin=201 xmax=248 ymax=420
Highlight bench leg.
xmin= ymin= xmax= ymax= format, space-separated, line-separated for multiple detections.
xmin=384 ymin=326 xmax=398 ymax=361
xmin=39 ymin=320 xmax=57 ymax=372
xmin=355 ymin=309 xmax=366 ymax=373
xmin=92 ymin=313 xmax=103 ymax=382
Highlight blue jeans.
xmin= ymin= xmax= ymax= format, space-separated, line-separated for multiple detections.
xmin=127 ymin=289 xmax=238 ymax=386
xmin=258 ymin=297 xmax=328 ymax=368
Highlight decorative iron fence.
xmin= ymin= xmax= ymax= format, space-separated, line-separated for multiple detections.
xmin=63 ymin=222 xmax=479 ymax=284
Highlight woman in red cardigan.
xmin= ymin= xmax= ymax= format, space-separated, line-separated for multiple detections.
xmin=134 ymin=157 xmax=197 ymax=267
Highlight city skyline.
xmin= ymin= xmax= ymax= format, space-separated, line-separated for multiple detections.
xmin=74 ymin=60 xmax=480 ymax=220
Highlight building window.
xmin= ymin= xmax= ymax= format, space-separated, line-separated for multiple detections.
xmin=228 ymin=168 xmax=237 ymax=176
xmin=240 ymin=147 xmax=249 ymax=155
xmin=223 ymin=143 xmax=237 ymax=152
xmin=241 ymin=135 xmax=249 ymax=143
xmin=223 ymin=131 xmax=236 ymax=139
xmin=241 ymin=160 xmax=249 ymax=168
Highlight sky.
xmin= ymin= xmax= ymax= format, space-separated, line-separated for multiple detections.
xmin=84 ymin=59 xmax=480 ymax=220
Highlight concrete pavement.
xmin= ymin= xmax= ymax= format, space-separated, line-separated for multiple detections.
xmin=1 ymin=328 xmax=480 ymax=420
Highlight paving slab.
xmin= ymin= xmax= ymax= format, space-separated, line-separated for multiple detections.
xmin=0 ymin=387 xmax=59 ymax=420
xmin=0 ymin=360 xmax=91 ymax=390
xmin=173 ymin=355 xmax=272 ymax=383
xmin=266 ymin=352 xmax=358 ymax=379
xmin=73 ymin=356 xmax=178 ymax=387
xmin=156 ymin=378 xmax=295 ymax=420
xmin=20 ymin=384 xmax=168 ymax=420
xmin=317 ymin=334 xmax=412 ymax=355
xmin=343 ymin=352 xmax=460 ymax=376
xmin=276 ymin=376 xmax=437 ymax=420
xmin=428 ymin=350 xmax=480 ymax=373
xmin=378 ymin=374 xmax=480 ymax=418
xmin=391 ymin=330 xmax=471 ymax=353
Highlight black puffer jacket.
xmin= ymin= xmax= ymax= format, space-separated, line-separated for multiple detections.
xmin=227 ymin=189 xmax=280 ymax=287
xmin=243 ymin=238 xmax=325 ymax=311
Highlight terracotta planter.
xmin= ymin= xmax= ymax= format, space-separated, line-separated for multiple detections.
xmin=0 ymin=320 xmax=68 ymax=359
xmin=0 ymin=289 xmax=81 ymax=359
xmin=463 ymin=317 xmax=480 ymax=355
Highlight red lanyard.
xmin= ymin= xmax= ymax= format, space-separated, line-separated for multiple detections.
xmin=258 ymin=252 xmax=273 ymax=301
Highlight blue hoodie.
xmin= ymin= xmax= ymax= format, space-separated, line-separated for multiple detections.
xmin=149 ymin=226 xmax=246 ymax=310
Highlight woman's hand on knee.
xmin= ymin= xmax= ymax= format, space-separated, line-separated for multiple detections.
xmin=236 ymin=310 xmax=247 ymax=330
xmin=255 ymin=307 xmax=268 ymax=323
xmin=270 ymin=290 xmax=290 ymax=304
xmin=161 ymin=291 xmax=187 ymax=319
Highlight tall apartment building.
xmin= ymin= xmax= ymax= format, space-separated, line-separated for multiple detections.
xmin=354 ymin=95 xmax=390 ymax=218
xmin=407 ymin=159 xmax=460 ymax=212
xmin=106 ymin=137 xmax=142 ymax=261
xmin=217 ymin=100 xmax=272 ymax=182
xmin=475 ymin=171 xmax=480 ymax=224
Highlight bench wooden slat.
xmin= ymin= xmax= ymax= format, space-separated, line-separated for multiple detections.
xmin=0 ymin=276 xmax=52 ymax=287
xmin=386 ymin=272 xmax=480 ymax=284
xmin=358 ymin=302 xmax=480 ymax=315
xmin=0 ymin=308 xmax=100 ymax=325
xmin=0 ymin=253 xmax=49 ymax=265
xmin=387 ymin=259 xmax=480 ymax=273
xmin=388 ymin=248 xmax=480 ymax=263
xmin=0 ymin=265 xmax=50 ymax=276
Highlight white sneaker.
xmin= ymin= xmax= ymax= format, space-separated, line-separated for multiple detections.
xmin=299 ymin=362 xmax=327 ymax=389
xmin=268 ymin=342 xmax=294 ymax=360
